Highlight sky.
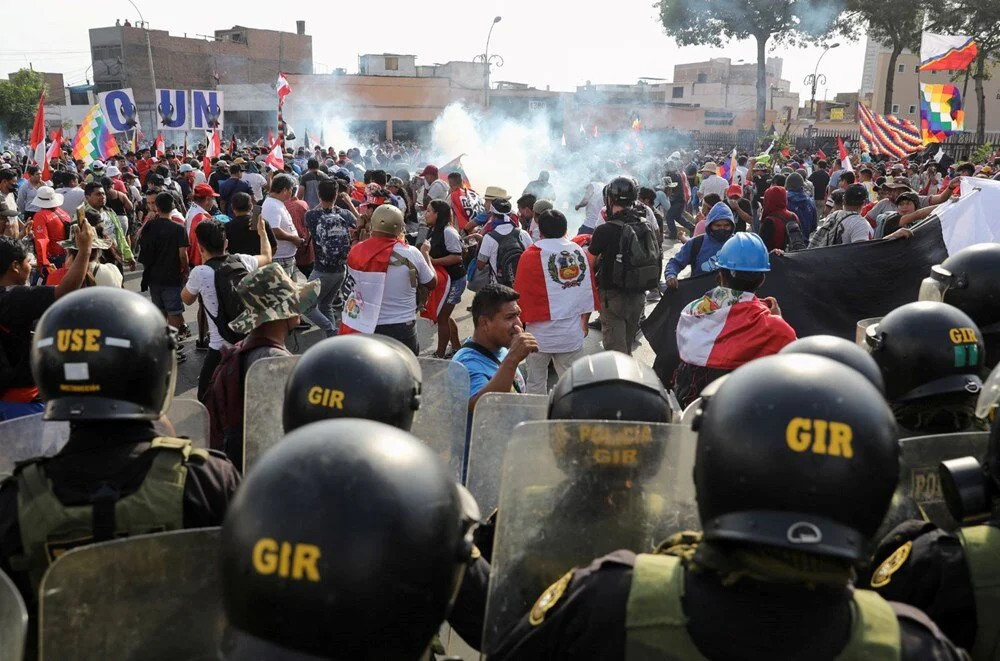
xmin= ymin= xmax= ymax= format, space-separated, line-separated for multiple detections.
xmin=1 ymin=0 xmax=867 ymax=102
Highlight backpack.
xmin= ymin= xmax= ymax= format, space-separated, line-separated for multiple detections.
xmin=808 ymin=210 xmax=858 ymax=248
xmin=783 ymin=217 xmax=806 ymax=251
xmin=611 ymin=214 xmax=661 ymax=291
xmin=489 ymin=228 xmax=526 ymax=287
xmin=202 ymin=255 xmax=250 ymax=346
xmin=203 ymin=335 xmax=286 ymax=463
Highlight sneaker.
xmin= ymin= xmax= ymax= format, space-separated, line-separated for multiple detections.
xmin=176 ymin=325 xmax=192 ymax=341
xmin=195 ymin=338 xmax=209 ymax=352
xmin=175 ymin=348 xmax=187 ymax=364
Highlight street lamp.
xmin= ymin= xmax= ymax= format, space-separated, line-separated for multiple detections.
xmin=804 ymin=43 xmax=839 ymax=119
xmin=474 ymin=16 xmax=503 ymax=109
xmin=126 ymin=0 xmax=157 ymax=136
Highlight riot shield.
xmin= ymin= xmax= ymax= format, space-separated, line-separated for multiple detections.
xmin=411 ymin=358 xmax=469 ymax=481
xmin=39 ymin=528 xmax=223 ymax=661
xmin=242 ymin=355 xmax=299 ymax=473
xmin=156 ymin=398 xmax=211 ymax=443
xmin=857 ymin=317 xmax=881 ymax=347
xmin=976 ymin=362 xmax=1000 ymax=418
xmin=242 ymin=355 xmax=469 ymax=479
xmin=680 ymin=398 xmax=701 ymax=425
xmin=896 ymin=432 xmax=990 ymax=530
xmin=0 ymin=569 xmax=26 ymax=661
xmin=465 ymin=393 xmax=548 ymax=511
xmin=483 ymin=421 xmax=699 ymax=652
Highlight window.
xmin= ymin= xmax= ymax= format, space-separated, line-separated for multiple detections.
xmin=385 ymin=56 xmax=398 ymax=71
xmin=696 ymin=73 xmax=708 ymax=83
xmin=891 ymin=103 xmax=900 ymax=113
xmin=69 ymin=89 xmax=90 ymax=105
xmin=898 ymin=63 xmax=905 ymax=73
xmin=672 ymin=86 xmax=684 ymax=99
xmin=908 ymin=104 xmax=917 ymax=114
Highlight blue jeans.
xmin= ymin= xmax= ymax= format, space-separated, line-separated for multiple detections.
xmin=303 ymin=266 xmax=346 ymax=336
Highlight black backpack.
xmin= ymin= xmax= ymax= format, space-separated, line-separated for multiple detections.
xmin=611 ymin=214 xmax=661 ymax=291
xmin=489 ymin=228 xmax=526 ymax=287
xmin=202 ymin=255 xmax=250 ymax=345
xmin=784 ymin=217 xmax=806 ymax=251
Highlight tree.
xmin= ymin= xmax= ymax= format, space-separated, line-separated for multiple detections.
xmin=657 ymin=0 xmax=844 ymax=130
xmin=0 ymin=69 xmax=44 ymax=139
xmin=841 ymin=1 xmax=924 ymax=115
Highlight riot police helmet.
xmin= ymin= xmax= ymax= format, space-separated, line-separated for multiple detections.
xmin=695 ymin=355 xmax=899 ymax=561
xmin=780 ymin=334 xmax=886 ymax=393
xmin=31 ymin=288 xmax=176 ymax=421
xmin=549 ymin=351 xmax=671 ymax=423
xmin=221 ymin=419 xmax=479 ymax=660
xmin=282 ymin=335 xmax=421 ymax=433
xmin=604 ymin=176 xmax=638 ymax=208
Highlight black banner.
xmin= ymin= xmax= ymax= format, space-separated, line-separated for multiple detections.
xmin=643 ymin=219 xmax=950 ymax=386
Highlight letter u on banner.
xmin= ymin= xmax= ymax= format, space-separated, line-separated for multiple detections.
xmin=156 ymin=89 xmax=189 ymax=130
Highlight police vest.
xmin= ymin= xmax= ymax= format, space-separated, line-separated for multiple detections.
xmin=958 ymin=525 xmax=1000 ymax=660
xmin=624 ymin=553 xmax=901 ymax=661
xmin=11 ymin=437 xmax=206 ymax=592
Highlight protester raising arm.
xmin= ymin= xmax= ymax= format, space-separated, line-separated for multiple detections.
xmin=54 ymin=212 xmax=96 ymax=299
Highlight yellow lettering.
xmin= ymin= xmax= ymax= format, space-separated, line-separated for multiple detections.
xmin=84 ymin=329 xmax=101 ymax=352
xmin=950 ymin=328 xmax=963 ymax=343
xmin=307 ymin=386 xmax=345 ymax=410
xmin=70 ymin=329 xmax=84 ymax=351
xmin=57 ymin=330 xmax=70 ymax=352
xmin=593 ymin=448 xmax=611 ymax=463
xmin=827 ymin=422 xmax=853 ymax=458
xmin=786 ymin=418 xmax=811 ymax=452
xmin=292 ymin=544 xmax=321 ymax=581
xmin=951 ymin=327 xmax=979 ymax=344
xmin=279 ymin=540 xmax=292 ymax=577
xmin=620 ymin=449 xmax=638 ymax=465
xmin=308 ymin=386 xmax=323 ymax=405
xmin=252 ymin=538 xmax=278 ymax=575
xmin=812 ymin=419 xmax=828 ymax=454
xmin=56 ymin=329 xmax=102 ymax=352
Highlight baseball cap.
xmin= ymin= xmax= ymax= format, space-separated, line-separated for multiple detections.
xmin=845 ymin=184 xmax=868 ymax=206
xmin=419 ymin=165 xmax=438 ymax=177
xmin=179 ymin=163 xmax=193 ymax=173
xmin=726 ymin=184 xmax=743 ymax=198
xmin=193 ymin=183 xmax=219 ymax=198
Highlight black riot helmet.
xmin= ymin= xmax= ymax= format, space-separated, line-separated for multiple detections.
xmin=695 ymin=355 xmax=899 ymax=561
xmin=921 ymin=244 xmax=1000 ymax=368
xmin=865 ymin=301 xmax=983 ymax=403
xmin=220 ymin=419 xmax=479 ymax=661
xmin=549 ymin=351 xmax=671 ymax=423
xmin=779 ymin=334 xmax=886 ymax=393
xmin=282 ymin=335 xmax=421 ymax=433
xmin=31 ymin=288 xmax=176 ymax=421
xmin=604 ymin=176 xmax=638 ymax=208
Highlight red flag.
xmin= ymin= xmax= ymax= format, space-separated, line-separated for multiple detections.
xmin=202 ymin=155 xmax=212 ymax=178
xmin=267 ymin=128 xmax=275 ymax=147
xmin=29 ymin=92 xmax=46 ymax=167
xmin=154 ymin=134 xmax=165 ymax=158
xmin=837 ymin=136 xmax=853 ymax=172
xmin=228 ymin=135 xmax=236 ymax=158
xmin=276 ymin=73 xmax=292 ymax=106
xmin=205 ymin=129 xmax=222 ymax=159
xmin=781 ymin=147 xmax=791 ymax=159
xmin=265 ymin=140 xmax=284 ymax=171
xmin=42 ymin=128 xmax=62 ymax=182
xmin=816 ymin=149 xmax=828 ymax=160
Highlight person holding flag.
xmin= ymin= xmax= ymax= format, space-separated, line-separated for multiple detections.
xmin=512 ymin=209 xmax=598 ymax=394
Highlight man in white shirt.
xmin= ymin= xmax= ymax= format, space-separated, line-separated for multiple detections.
xmin=419 ymin=165 xmax=449 ymax=208
xmin=574 ymin=179 xmax=604 ymax=235
xmin=240 ymin=163 xmax=267 ymax=203
xmin=698 ymin=161 xmax=729 ymax=201
xmin=56 ymin=172 xmax=85 ymax=215
xmin=181 ymin=214 xmax=273 ymax=399
xmin=477 ymin=199 xmax=533 ymax=286
xmin=260 ymin=173 xmax=303 ymax=279
xmin=734 ymin=155 xmax=749 ymax=187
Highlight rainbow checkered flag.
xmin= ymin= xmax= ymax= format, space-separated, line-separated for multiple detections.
xmin=920 ymin=83 xmax=965 ymax=144
xmin=72 ymin=104 xmax=120 ymax=164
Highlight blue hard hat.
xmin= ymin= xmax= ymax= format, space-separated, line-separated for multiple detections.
xmin=710 ymin=233 xmax=771 ymax=272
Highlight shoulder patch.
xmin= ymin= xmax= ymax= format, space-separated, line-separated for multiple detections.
xmin=871 ymin=540 xmax=912 ymax=588
xmin=529 ymin=570 xmax=573 ymax=626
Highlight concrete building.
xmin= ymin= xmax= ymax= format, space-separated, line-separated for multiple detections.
xmin=670 ymin=57 xmax=799 ymax=120
xmin=88 ymin=21 xmax=312 ymax=131
xmin=861 ymin=35 xmax=1000 ymax=133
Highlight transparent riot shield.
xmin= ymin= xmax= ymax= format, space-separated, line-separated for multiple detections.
xmin=39 ymin=528 xmax=223 ymax=661
xmin=465 ymin=393 xmax=549 ymax=511
xmin=156 ymin=398 xmax=211 ymax=443
xmin=896 ymin=432 xmax=990 ymax=530
xmin=242 ymin=355 xmax=299 ymax=473
xmin=0 ymin=569 xmax=26 ymax=661
xmin=483 ymin=421 xmax=699 ymax=652
xmin=857 ymin=317 xmax=882 ymax=347
xmin=680 ymin=398 xmax=701 ymax=425
xmin=411 ymin=358 xmax=469 ymax=481
xmin=977 ymin=362 xmax=1000 ymax=418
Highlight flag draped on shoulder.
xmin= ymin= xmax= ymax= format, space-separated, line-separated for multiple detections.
xmin=421 ymin=265 xmax=451 ymax=324
xmin=72 ymin=104 xmax=119 ymax=164
xmin=919 ymin=32 xmax=978 ymax=72
xmin=340 ymin=237 xmax=402 ymax=335
xmin=857 ymin=103 xmax=923 ymax=158
xmin=920 ymin=83 xmax=965 ymax=144
xmin=264 ymin=139 xmax=284 ymax=171
xmin=512 ymin=239 xmax=599 ymax=324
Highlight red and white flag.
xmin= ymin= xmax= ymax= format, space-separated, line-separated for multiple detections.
xmin=154 ymin=134 xmax=165 ymax=158
xmin=676 ymin=288 xmax=796 ymax=369
xmin=340 ymin=237 xmax=403 ymax=334
xmin=837 ymin=136 xmax=853 ymax=172
xmin=421 ymin=265 xmax=451 ymax=324
xmin=276 ymin=73 xmax=292 ymax=106
xmin=205 ymin=129 xmax=222 ymax=159
xmin=264 ymin=140 xmax=284 ymax=171
xmin=42 ymin=128 xmax=62 ymax=182
xmin=29 ymin=92 xmax=46 ymax=168
xmin=513 ymin=239 xmax=599 ymax=324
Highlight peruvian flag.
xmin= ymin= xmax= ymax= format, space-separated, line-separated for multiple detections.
xmin=264 ymin=140 xmax=284 ymax=171
xmin=276 ymin=73 xmax=292 ymax=106
xmin=42 ymin=128 xmax=62 ymax=182
xmin=340 ymin=237 xmax=402 ymax=334
xmin=421 ymin=265 xmax=451 ymax=324
xmin=838 ymin=136 xmax=853 ymax=172
xmin=205 ymin=129 xmax=222 ymax=159
xmin=154 ymin=134 xmax=165 ymax=158
xmin=816 ymin=148 xmax=828 ymax=160
xmin=512 ymin=239 xmax=599 ymax=324
xmin=676 ymin=289 xmax=796 ymax=369
xmin=29 ymin=92 xmax=46 ymax=167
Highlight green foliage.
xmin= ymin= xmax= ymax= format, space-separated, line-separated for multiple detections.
xmin=0 ymin=69 xmax=45 ymax=138
xmin=971 ymin=142 xmax=993 ymax=163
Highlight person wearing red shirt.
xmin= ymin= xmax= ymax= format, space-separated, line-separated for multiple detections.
xmin=284 ymin=192 xmax=313 ymax=278
xmin=186 ymin=184 xmax=218 ymax=268
xmin=31 ymin=186 xmax=70 ymax=281
xmin=446 ymin=171 xmax=482 ymax=232
xmin=135 ymin=148 xmax=154 ymax=187
xmin=105 ymin=165 xmax=129 ymax=196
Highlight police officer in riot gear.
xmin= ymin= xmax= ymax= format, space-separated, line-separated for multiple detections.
xmin=220 ymin=419 xmax=480 ymax=661
xmin=779 ymin=334 xmax=886 ymax=393
xmin=866 ymin=301 xmax=985 ymax=435
xmin=490 ymin=355 xmax=966 ymax=660
xmin=0 ymin=288 xmax=240 ymax=613
xmin=281 ymin=333 xmax=488 ymax=652
xmin=920 ymin=243 xmax=1000 ymax=370
xmin=548 ymin=350 xmax=673 ymax=422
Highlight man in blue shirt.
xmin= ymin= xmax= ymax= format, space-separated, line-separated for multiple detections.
xmin=218 ymin=164 xmax=253 ymax=215
xmin=452 ymin=284 xmax=537 ymax=415
xmin=663 ymin=202 xmax=735 ymax=289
